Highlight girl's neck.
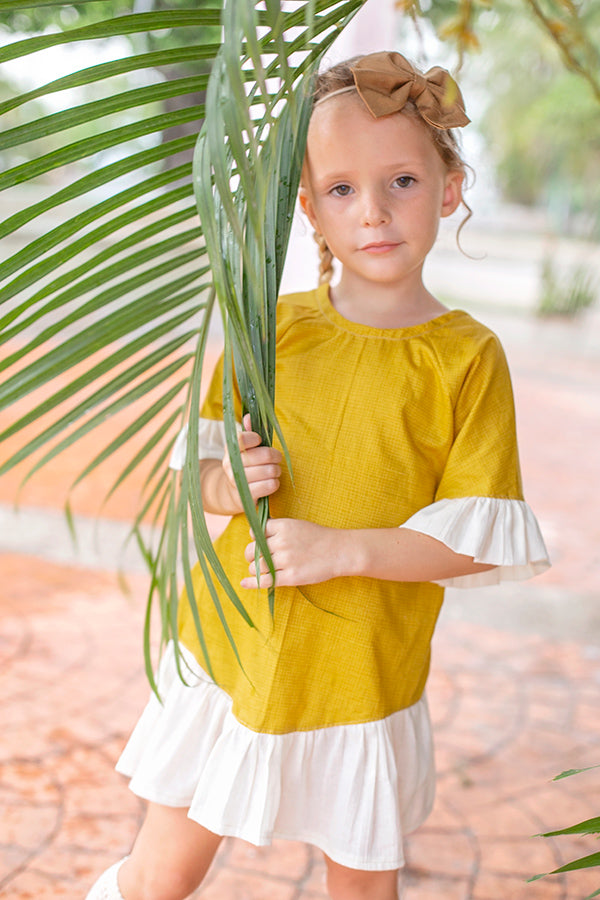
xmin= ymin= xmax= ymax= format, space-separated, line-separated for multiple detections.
xmin=329 ymin=272 xmax=448 ymax=330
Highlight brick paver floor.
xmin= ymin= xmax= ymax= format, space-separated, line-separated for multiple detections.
xmin=1 ymin=307 xmax=599 ymax=899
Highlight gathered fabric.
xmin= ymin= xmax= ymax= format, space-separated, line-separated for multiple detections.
xmin=117 ymin=643 xmax=435 ymax=871
xmin=401 ymin=496 xmax=550 ymax=588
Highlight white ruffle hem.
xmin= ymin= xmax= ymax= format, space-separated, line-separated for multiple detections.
xmin=116 ymin=643 xmax=435 ymax=871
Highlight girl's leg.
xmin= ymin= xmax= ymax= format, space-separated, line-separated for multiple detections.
xmin=324 ymin=854 xmax=399 ymax=900
xmin=117 ymin=802 xmax=223 ymax=900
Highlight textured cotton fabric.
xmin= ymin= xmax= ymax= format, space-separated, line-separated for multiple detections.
xmin=171 ymin=427 xmax=548 ymax=592
xmin=176 ymin=285 xmax=547 ymax=735
xmin=119 ymin=285 xmax=549 ymax=869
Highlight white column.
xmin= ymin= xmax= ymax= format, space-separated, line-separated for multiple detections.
xmin=327 ymin=0 xmax=398 ymax=62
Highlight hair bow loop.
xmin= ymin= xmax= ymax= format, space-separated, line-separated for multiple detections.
xmin=351 ymin=51 xmax=470 ymax=129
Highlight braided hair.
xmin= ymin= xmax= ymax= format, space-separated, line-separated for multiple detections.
xmin=313 ymin=231 xmax=334 ymax=286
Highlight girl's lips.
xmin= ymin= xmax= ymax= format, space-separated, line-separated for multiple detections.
xmin=360 ymin=241 xmax=400 ymax=253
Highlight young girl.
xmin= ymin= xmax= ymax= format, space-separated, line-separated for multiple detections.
xmin=86 ymin=51 xmax=549 ymax=900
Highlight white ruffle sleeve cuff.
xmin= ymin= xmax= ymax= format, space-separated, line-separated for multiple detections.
xmin=399 ymin=497 xmax=550 ymax=588
xmin=169 ymin=419 xmax=234 ymax=470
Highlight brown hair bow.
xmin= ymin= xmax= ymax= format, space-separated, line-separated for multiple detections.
xmin=350 ymin=51 xmax=470 ymax=129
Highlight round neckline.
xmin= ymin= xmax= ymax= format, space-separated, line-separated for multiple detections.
xmin=315 ymin=282 xmax=465 ymax=339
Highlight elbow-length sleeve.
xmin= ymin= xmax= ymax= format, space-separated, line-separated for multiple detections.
xmin=399 ymin=330 xmax=550 ymax=587
xmin=169 ymin=352 xmax=242 ymax=470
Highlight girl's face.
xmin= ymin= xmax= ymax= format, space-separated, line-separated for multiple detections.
xmin=299 ymin=93 xmax=463 ymax=293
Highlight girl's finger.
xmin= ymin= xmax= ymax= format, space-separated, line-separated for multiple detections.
xmin=244 ymin=542 xmax=274 ymax=566
xmin=238 ymin=430 xmax=262 ymax=452
xmin=244 ymin=461 xmax=281 ymax=483
xmin=247 ymin=557 xmax=270 ymax=576
xmin=249 ymin=477 xmax=280 ymax=501
xmin=241 ymin=572 xmax=274 ymax=590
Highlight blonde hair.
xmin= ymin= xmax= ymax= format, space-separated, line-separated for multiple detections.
xmin=307 ymin=55 xmax=473 ymax=283
xmin=313 ymin=231 xmax=334 ymax=286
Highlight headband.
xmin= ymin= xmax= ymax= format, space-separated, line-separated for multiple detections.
xmin=318 ymin=51 xmax=470 ymax=130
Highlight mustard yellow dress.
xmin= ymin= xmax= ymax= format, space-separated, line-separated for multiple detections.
xmin=117 ymin=284 xmax=549 ymax=869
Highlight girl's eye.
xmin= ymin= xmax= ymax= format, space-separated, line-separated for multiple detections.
xmin=331 ymin=184 xmax=353 ymax=197
xmin=394 ymin=176 xmax=415 ymax=188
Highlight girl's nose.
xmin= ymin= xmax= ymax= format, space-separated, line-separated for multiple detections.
xmin=361 ymin=192 xmax=391 ymax=227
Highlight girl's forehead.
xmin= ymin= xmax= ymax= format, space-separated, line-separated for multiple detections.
xmin=306 ymin=94 xmax=437 ymax=167
xmin=309 ymin=90 xmax=369 ymax=131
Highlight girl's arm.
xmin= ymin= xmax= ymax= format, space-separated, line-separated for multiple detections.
xmin=241 ymin=518 xmax=495 ymax=589
xmin=200 ymin=414 xmax=282 ymax=516
xmin=204 ymin=421 xmax=493 ymax=587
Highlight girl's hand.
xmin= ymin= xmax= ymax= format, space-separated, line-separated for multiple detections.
xmin=242 ymin=518 xmax=349 ymax=589
xmin=222 ymin=413 xmax=282 ymax=506
xmin=241 ymin=518 xmax=498 ymax=589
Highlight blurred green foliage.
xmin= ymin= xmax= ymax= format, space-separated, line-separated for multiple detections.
xmin=0 ymin=0 xmax=221 ymax=38
xmin=2 ymin=1 xmax=599 ymax=225
xmin=396 ymin=0 xmax=600 ymax=234
xmin=0 ymin=0 xmax=221 ymax=175
xmin=537 ymin=256 xmax=598 ymax=315
xmin=476 ymin=1 xmax=600 ymax=235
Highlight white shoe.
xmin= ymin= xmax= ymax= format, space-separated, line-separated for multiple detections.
xmin=85 ymin=857 xmax=128 ymax=899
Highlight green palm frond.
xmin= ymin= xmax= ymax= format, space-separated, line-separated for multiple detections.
xmin=0 ymin=0 xmax=366 ymax=686
xmin=0 ymin=5 xmax=219 ymax=515
xmin=157 ymin=0 xmax=367 ymax=679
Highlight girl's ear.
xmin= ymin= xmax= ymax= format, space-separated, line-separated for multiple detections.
xmin=441 ymin=170 xmax=464 ymax=219
xmin=298 ymin=186 xmax=319 ymax=230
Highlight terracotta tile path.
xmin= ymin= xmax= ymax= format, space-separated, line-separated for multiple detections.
xmin=1 ymin=307 xmax=600 ymax=899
